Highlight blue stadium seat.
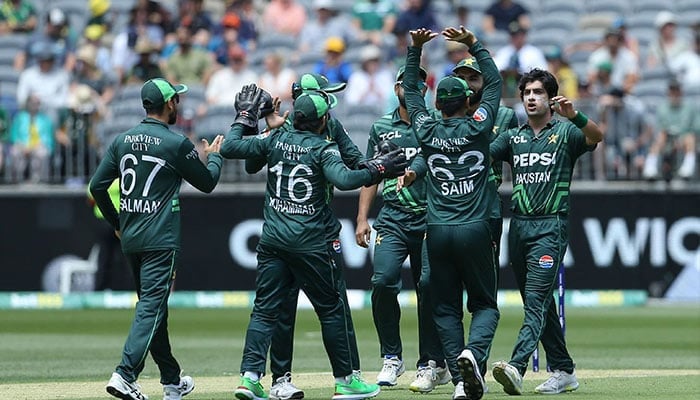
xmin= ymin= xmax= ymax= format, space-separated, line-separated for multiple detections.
xmin=585 ymin=0 xmax=631 ymax=16
xmin=632 ymin=0 xmax=676 ymax=14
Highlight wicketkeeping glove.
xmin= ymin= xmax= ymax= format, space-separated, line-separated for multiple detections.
xmin=258 ymin=89 xmax=274 ymax=119
xmin=234 ymin=83 xmax=263 ymax=128
xmin=374 ymin=139 xmax=400 ymax=156
xmin=360 ymin=148 xmax=407 ymax=186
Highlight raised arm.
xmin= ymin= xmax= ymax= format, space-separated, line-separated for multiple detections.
xmin=402 ymin=28 xmax=439 ymax=133
xmin=175 ymin=136 xmax=223 ymax=194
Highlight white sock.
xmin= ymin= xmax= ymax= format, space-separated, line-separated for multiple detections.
xmin=243 ymin=371 xmax=259 ymax=381
xmin=336 ymin=374 xmax=354 ymax=384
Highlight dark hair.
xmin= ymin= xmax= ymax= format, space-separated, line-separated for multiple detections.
xmin=144 ymin=103 xmax=166 ymax=115
xmin=518 ymin=68 xmax=559 ymax=101
xmin=437 ymin=97 xmax=467 ymax=117
xmin=293 ymin=113 xmax=325 ymax=132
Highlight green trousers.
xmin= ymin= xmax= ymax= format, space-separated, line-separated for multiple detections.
xmin=426 ymin=221 xmax=500 ymax=383
xmin=269 ymin=244 xmax=360 ymax=381
xmin=118 ymin=249 xmax=180 ymax=385
xmin=241 ymin=242 xmax=357 ymax=378
xmin=508 ymin=215 xmax=574 ymax=376
xmin=371 ymin=222 xmax=445 ymax=368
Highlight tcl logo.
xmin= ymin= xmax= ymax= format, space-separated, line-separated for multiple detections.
xmin=513 ymin=152 xmax=556 ymax=167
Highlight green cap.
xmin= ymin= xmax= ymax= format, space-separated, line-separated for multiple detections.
xmin=452 ymin=57 xmax=481 ymax=74
xmin=295 ymin=73 xmax=345 ymax=108
xmin=396 ymin=64 xmax=428 ymax=81
xmin=293 ymin=92 xmax=334 ymax=121
xmin=141 ymin=78 xmax=188 ymax=108
xmin=596 ymin=60 xmax=613 ymax=73
xmin=436 ymin=76 xmax=473 ymax=100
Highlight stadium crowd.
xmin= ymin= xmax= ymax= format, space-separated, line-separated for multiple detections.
xmin=0 ymin=0 xmax=698 ymax=185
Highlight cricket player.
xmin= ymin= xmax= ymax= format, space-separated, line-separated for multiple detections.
xmin=244 ymin=73 xmax=364 ymax=400
xmin=452 ymin=57 xmax=519 ymax=259
xmin=490 ymin=68 xmax=603 ymax=395
xmin=401 ymin=27 xmax=502 ymax=400
xmin=221 ymin=84 xmax=406 ymax=400
xmin=355 ymin=65 xmax=451 ymax=393
xmin=91 ymin=77 xmax=224 ymax=400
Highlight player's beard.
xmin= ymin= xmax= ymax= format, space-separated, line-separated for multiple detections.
xmin=397 ymin=92 xmax=406 ymax=108
xmin=168 ymin=106 xmax=178 ymax=124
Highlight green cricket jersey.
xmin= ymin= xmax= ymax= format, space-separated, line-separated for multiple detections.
xmin=488 ymin=106 xmax=519 ymax=219
xmin=221 ymin=123 xmax=374 ymax=251
xmin=402 ymin=42 xmax=501 ymax=225
xmin=90 ymin=117 xmax=223 ymax=252
xmin=244 ymin=115 xmax=364 ymax=242
xmin=490 ymin=119 xmax=596 ymax=216
xmin=366 ymin=108 xmax=429 ymax=231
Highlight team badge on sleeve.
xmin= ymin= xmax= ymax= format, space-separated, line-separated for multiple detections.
xmin=332 ymin=239 xmax=342 ymax=253
xmin=473 ymin=107 xmax=488 ymax=122
xmin=538 ymin=255 xmax=554 ymax=269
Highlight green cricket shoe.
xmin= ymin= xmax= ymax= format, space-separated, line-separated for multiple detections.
xmin=234 ymin=377 xmax=268 ymax=400
xmin=332 ymin=373 xmax=380 ymax=400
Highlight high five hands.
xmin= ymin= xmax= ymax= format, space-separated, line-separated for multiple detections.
xmin=410 ymin=26 xmax=477 ymax=48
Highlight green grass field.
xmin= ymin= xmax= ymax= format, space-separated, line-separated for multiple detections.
xmin=1 ymin=305 xmax=699 ymax=399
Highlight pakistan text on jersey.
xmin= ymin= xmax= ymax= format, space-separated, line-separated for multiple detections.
xmin=120 ymin=198 xmax=162 ymax=213
xmin=124 ymin=134 xmax=162 ymax=152
xmin=514 ymin=171 xmax=551 ymax=185
xmin=440 ymin=179 xmax=475 ymax=195
xmin=431 ymin=137 xmax=471 ymax=153
xmin=269 ymin=197 xmax=315 ymax=215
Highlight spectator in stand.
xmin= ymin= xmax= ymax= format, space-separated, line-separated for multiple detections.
xmin=8 ymin=94 xmax=55 ymax=183
xmin=643 ymin=80 xmax=697 ymax=180
xmin=229 ymin=0 xmax=258 ymax=51
xmin=351 ymin=0 xmax=397 ymax=47
xmin=670 ymin=33 xmax=700 ymax=89
xmin=493 ymin=22 xmax=547 ymax=99
xmin=611 ymin=17 xmax=640 ymax=62
xmin=262 ymin=0 xmax=306 ymax=37
xmin=205 ymin=44 xmax=258 ymax=107
xmin=0 ymin=0 xmax=37 ymax=34
xmin=545 ymin=45 xmax=578 ymax=100
xmin=163 ymin=25 xmax=214 ymax=86
xmin=345 ymin=45 xmax=394 ymax=107
xmin=135 ymin=0 xmax=173 ymax=38
xmin=127 ymin=39 xmax=163 ymax=84
xmin=177 ymin=0 xmax=214 ymax=47
xmin=208 ymin=11 xmax=243 ymax=65
xmin=72 ymin=45 xmax=115 ymax=111
xmin=258 ymin=52 xmax=296 ymax=105
xmin=597 ymin=87 xmax=653 ymax=180
xmin=314 ymin=37 xmax=353 ymax=85
xmin=587 ymin=61 xmax=614 ymax=98
xmin=83 ymin=24 xmax=114 ymax=81
xmin=87 ymin=0 xmax=112 ymax=32
xmin=299 ymin=0 xmax=351 ymax=56
xmin=16 ymin=45 xmax=70 ymax=122
xmin=482 ymin=0 xmax=530 ymax=35
xmin=15 ymin=8 xmax=77 ymax=72
xmin=587 ymin=28 xmax=639 ymax=94
xmin=111 ymin=6 xmax=165 ymax=83
xmin=394 ymin=0 xmax=437 ymax=34
xmin=646 ymin=11 xmax=690 ymax=69
xmin=57 ymin=83 xmax=103 ymax=183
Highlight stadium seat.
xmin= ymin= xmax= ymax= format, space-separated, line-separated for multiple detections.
xmin=0 ymin=34 xmax=28 ymax=52
xmin=675 ymin=0 xmax=700 ymax=13
xmin=541 ymin=1 xmax=584 ymax=16
xmin=528 ymin=29 xmax=567 ymax=50
xmin=585 ymin=0 xmax=631 ymax=16
xmin=531 ymin=13 xmax=578 ymax=33
xmin=625 ymin=12 xmax=662 ymax=30
xmin=0 ymin=47 xmax=17 ymax=67
xmin=632 ymin=0 xmax=676 ymax=13
xmin=0 ymin=65 xmax=20 ymax=84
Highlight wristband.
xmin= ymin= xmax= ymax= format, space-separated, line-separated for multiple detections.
xmin=569 ymin=111 xmax=588 ymax=129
